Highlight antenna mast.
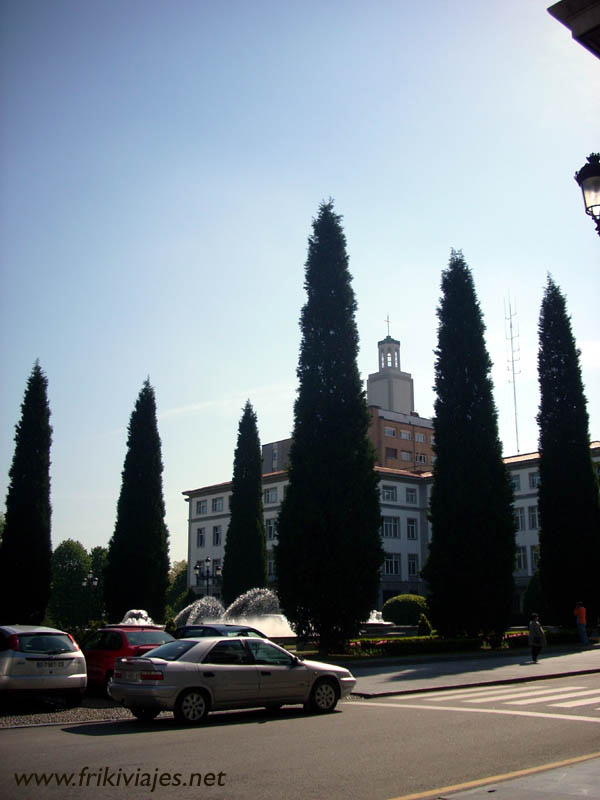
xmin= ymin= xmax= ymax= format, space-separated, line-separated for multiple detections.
xmin=505 ymin=296 xmax=521 ymax=454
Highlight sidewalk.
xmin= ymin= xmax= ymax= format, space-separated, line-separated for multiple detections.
xmin=349 ymin=642 xmax=600 ymax=697
xmin=349 ymin=644 xmax=600 ymax=799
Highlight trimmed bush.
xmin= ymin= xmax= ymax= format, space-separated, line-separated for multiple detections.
xmin=382 ymin=594 xmax=429 ymax=625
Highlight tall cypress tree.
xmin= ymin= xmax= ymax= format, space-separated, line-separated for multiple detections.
xmin=537 ymin=277 xmax=600 ymax=627
xmin=275 ymin=200 xmax=383 ymax=654
xmin=104 ymin=380 xmax=170 ymax=622
xmin=0 ymin=361 xmax=53 ymax=624
xmin=221 ymin=400 xmax=267 ymax=607
xmin=422 ymin=251 xmax=515 ymax=638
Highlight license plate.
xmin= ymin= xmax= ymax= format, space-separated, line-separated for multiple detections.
xmin=36 ymin=660 xmax=67 ymax=670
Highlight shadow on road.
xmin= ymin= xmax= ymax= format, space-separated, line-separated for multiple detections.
xmin=60 ymin=705 xmax=342 ymax=736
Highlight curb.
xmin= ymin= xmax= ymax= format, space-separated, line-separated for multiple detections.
xmin=352 ymin=666 xmax=600 ymax=698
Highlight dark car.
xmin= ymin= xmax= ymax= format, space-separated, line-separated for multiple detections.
xmin=82 ymin=625 xmax=174 ymax=689
xmin=174 ymin=623 xmax=267 ymax=640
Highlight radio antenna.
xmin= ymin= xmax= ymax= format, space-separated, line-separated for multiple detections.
xmin=505 ymin=296 xmax=521 ymax=454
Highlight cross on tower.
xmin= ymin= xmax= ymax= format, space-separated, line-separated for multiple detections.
xmin=384 ymin=313 xmax=392 ymax=337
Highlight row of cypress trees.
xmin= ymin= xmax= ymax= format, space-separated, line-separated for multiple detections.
xmin=0 ymin=202 xmax=597 ymax=643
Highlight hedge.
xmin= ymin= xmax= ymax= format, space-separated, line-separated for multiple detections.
xmin=350 ymin=629 xmax=585 ymax=657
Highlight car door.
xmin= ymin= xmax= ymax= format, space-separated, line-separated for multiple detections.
xmin=83 ymin=631 xmax=122 ymax=683
xmin=246 ymin=640 xmax=309 ymax=703
xmin=200 ymin=640 xmax=259 ymax=707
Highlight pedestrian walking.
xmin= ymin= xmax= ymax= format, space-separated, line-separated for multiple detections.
xmin=574 ymin=601 xmax=589 ymax=645
xmin=528 ymin=613 xmax=546 ymax=663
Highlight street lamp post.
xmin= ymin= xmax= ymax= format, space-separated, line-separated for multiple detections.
xmin=574 ymin=153 xmax=600 ymax=237
xmin=193 ymin=557 xmax=222 ymax=598
xmin=82 ymin=570 xmax=98 ymax=589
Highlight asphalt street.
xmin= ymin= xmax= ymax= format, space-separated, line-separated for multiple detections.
xmin=1 ymin=643 xmax=598 ymax=799
xmin=349 ymin=642 xmax=600 ymax=799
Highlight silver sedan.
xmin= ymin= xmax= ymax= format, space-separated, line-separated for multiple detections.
xmin=108 ymin=636 xmax=356 ymax=724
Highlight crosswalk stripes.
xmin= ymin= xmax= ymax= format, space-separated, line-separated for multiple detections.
xmin=415 ymin=683 xmax=600 ymax=713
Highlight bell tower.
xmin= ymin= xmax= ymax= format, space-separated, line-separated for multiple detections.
xmin=367 ymin=335 xmax=415 ymax=414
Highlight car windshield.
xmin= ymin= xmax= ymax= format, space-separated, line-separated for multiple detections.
xmin=126 ymin=630 xmax=173 ymax=646
xmin=17 ymin=633 xmax=78 ymax=654
xmin=144 ymin=641 xmax=196 ymax=661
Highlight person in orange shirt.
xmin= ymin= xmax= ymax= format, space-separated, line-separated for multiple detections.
xmin=574 ymin=601 xmax=589 ymax=645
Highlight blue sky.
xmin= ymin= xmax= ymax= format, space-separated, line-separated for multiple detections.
xmin=1 ymin=0 xmax=598 ymax=564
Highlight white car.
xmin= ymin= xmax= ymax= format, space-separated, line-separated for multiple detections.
xmin=109 ymin=636 xmax=356 ymax=723
xmin=0 ymin=624 xmax=87 ymax=707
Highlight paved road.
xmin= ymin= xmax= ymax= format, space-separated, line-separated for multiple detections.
xmin=1 ymin=643 xmax=598 ymax=799
xmin=349 ymin=643 xmax=600 ymax=799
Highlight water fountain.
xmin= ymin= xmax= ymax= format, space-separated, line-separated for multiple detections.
xmin=121 ymin=609 xmax=155 ymax=625
xmin=175 ymin=588 xmax=295 ymax=639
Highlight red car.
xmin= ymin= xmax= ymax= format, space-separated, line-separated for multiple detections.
xmin=82 ymin=625 xmax=174 ymax=689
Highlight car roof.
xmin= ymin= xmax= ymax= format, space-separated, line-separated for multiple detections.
xmin=100 ymin=625 xmax=165 ymax=631
xmin=0 ymin=624 xmax=70 ymax=635
xmin=180 ymin=623 xmax=257 ymax=631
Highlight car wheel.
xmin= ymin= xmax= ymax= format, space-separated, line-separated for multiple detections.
xmin=306 ymin=678 xmax=339 ymax=713
xmin=103 ymin=671 xmax=113 ymax=697
xmin=131 ymin=707 xmax=159 ymax=722
xmin=174 ymin=689 xmax=209 ymax=725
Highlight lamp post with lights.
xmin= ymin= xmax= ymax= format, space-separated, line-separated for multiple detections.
xmin=574 ymin=153 xmax=600 ymax=237
xmin=193 ymin=556 xmax=222 ymax=597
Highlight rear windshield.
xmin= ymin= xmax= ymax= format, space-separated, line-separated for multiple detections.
xmin=126 ymin=630 xmax=174 ymax=646
xmin=17 ymin=633 xmax=77 ymax=654
xmin=144 ymin=641 xmax=196 ymax=661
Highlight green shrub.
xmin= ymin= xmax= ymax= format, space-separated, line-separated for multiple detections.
xmin=382 ymin=594 xmax=428 ymax=625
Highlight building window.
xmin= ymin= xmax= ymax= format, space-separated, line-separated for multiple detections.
xmin=430 ymin=434 xmax=435 ymax=444
xmin=400 ymin=430 xmax=412 ymax=440
xmin=528 ymin=505 xmax=539 ymax=530
xmin=510 ymin=475 xmax=521 ymax=492
xmin=406 ymin=487 xmax=417 ymax=504
xmin=530 ymin=545 xmax=540 ymax=571
xmin=382 ymin=517 xmax=400 ymax=538
xmin=267 ymin=556 xmax=276 ymax=578
xmin=266 ymin=518 xmax=277 ymax=541
xmin=212 ymin=526 xmax=222 ymax=546
xmin=415 ymin=453 xmax=427 ymax=464
xmin=529 ymin=472 xmax=541 ymax=489
xmin=516 ymin=546 xmax=528 ymax=572
xmin=264 ymin=487 xmax=278 ymax=504
xmin=514 ymin=507 xmax=525 ymax=532
xmin=385 ymin=447 xmax=398 ymax=459
xmin=407 ymin=518 xmax=418 ymax=539
xmin=384 ymin=554 xmax=400 ymax=576
xmin=415 ymin=432 xmax=426 ymax=443
xmin=212 ymin=497 xmax=224 ymax=513
xmin=196 ymin=500 xmax=207 ymax=515
xmin=401 ymin=451 xmax=411 ymax=462
xmin=408 ymin=554 xmax=419 ymax=577
xmin=382 ymin=485 xmax=397 ymax=502
xmin=384 ymin=426 xmax=396 ymax=438
xmin=196 ymin=528 xmax=205 ymax=548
